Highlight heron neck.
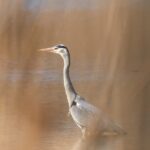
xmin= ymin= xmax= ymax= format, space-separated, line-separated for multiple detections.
xmin=63 ymin=55 xmax=76 ymax=106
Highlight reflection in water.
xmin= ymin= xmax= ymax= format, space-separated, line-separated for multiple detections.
xmin=72 ymin=135 xmax=125 ymax=150
xmin=0 ymin=0 xmax=150 ymax=150
xmin=72 ymin=137 xmax=115 ymax=150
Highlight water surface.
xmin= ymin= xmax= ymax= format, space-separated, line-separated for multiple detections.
xmin=0 ymin=0 xmax=149 ymax=150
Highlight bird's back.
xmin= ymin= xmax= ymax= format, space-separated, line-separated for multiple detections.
xmin=70 ymin=95 xmax=101 ymax=129
xmin=70 ymin=95 xmax=126 ymax=135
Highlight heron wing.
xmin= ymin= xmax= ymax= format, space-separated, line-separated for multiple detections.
xmin=76 ymin=96 xmax=99 ymax=114
xmin=70 ymin=96 xmax=100 ymax=127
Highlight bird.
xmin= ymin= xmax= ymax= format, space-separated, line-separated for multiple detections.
xmin=39 ymin=44 xmax=126 ymax=137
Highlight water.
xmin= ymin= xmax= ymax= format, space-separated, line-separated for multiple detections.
xmin=0 ymin=0 xmax=150 ymax=150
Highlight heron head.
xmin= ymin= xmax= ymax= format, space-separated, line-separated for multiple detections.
xmin=39 ymin=44 xmax=69 ymax=57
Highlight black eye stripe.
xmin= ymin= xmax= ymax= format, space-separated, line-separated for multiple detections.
xmin=56 ymin=45 xmax=67 ymax=49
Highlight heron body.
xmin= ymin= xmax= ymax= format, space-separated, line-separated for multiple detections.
xmin=39 ymin=44 xmax=126 ymax=137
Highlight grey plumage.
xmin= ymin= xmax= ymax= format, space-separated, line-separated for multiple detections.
xmin=39 ymin=44 xmax=126 ymax=137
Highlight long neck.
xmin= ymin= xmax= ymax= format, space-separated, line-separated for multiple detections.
xmin=63 ymin=53 xmax=76 ymax=106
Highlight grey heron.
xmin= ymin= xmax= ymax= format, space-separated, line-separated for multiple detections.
xmin=39 ymin=44 xmax=126 ymax=137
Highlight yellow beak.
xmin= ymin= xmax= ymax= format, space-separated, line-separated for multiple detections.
xmin=38 ymin=47 xmax=56 ymax=53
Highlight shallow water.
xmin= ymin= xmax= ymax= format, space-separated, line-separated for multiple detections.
xmin=0 ymin=0 xmax=150 ymax=150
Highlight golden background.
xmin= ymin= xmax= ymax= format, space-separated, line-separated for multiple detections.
xmin=0 ymin=0 xmax=149 ymax=150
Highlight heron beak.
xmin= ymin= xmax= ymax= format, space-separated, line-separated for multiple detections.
xmin=38 ymin=47 xmax=56 ymax=53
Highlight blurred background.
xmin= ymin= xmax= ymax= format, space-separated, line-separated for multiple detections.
xmin=0 ymin=0 xmax=149 ymax=150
